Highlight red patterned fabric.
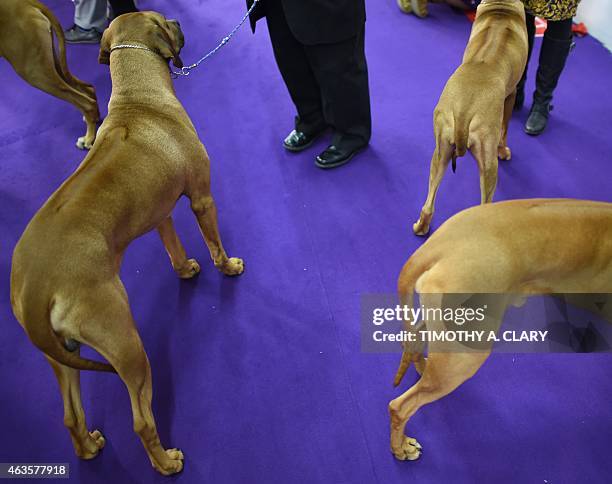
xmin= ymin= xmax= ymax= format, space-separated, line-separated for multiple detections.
xmin=464 ymin=12 xmax=588 ymax=38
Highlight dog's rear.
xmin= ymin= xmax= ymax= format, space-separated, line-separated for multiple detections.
xmin=0 ymin=0 xmax=99 ymax=149
xmin=10 ymin=214 xmax=116 ymax=374
xmin=434 ymin=63 xmax=506 ymax=172
xmin=392 ymin=199 xmax=612 ymax=461
xmin=413 ymin=0 xmax=527 ymax=236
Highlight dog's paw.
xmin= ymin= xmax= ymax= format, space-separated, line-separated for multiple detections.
xmin=412 ymin=0 xmax=429 ymax=18
xmin=391 ymin=436 xmax=422 ymax=461
xmin=153 ymin=448 xmax=184 ymax=475
xmin=76 ymin=429 xmax=106 ymax=460
xmin=413 ymin=210 xmax=433 ymax=236
xmin=220 ymin=257 xmax=244 ymax=276
xmin=498 ymin=145 xmax=512 ymax=160
xmin=76 ymin=136 xmax=94 ymax=150
xmin=176 ymin=258 xmax=201 ymax=279
xmin=413 ymin=219 xmax=430 ymax=236
xmin=397 ymin=0 xmax=412 ymax=13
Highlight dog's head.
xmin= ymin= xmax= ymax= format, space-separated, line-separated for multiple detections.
xmin=99 ymin=11 xmax=184 ymax=68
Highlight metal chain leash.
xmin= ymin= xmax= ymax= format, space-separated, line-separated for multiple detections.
xmin=171 ymin=0 xmax=260 ymax=78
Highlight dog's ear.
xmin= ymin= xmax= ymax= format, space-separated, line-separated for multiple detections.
xmin=98 ymin=29 xmax=111 ymax=65
xmin=152 ymin=19 xmax=184 ymax=68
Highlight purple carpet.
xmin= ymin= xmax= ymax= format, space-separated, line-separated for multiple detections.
xmin=1 ymin=1 xmax=611 ymax=482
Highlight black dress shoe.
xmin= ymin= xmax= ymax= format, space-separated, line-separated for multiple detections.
xmin=524 ymin=102 xmax=551 ymax=136
xmin=64 ymin=25 xmax=102 ymax=44
xmin=315 ymin=144 xmax=364 ymax=169
xmin=283 ymin=129 xmax=324 ymax=152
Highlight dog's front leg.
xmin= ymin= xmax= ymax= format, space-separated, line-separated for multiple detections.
xmin=498 ymin=91 xmax=516 ymax=160
xmin=189 ymin=194 xmax=244 ymax=276
xmin=157 ymin=216 xmax=200 ymax=279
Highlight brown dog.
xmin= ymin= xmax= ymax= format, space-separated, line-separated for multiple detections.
xmin=390 ymin=199 xmax=612 ymax=460
xmin=10 ymin=12 xmax=244 ymax=475
xmin=413 ymin=0 xmax=527 ymax=236
xmin=0 ymin=0 xmax=99 ymax=149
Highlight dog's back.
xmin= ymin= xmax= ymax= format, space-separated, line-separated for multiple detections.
xmin=406 ymin=199 xmax=612 ymax=295
xmin=434 ymin=0 xmax=527 ymax=157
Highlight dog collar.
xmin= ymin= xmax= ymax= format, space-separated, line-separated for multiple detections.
xmin=109 ymin=43 xmax=157 ymax=56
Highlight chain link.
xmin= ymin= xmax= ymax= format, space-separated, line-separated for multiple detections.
xmin=171 ymin=0 xmax=260 ymax=78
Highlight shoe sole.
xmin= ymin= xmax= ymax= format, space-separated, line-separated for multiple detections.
xmin=283 ymin=129 xmax=326 ymax=153
xmin=315 ymin=147 xmax=364 ymax=170
xmin=524 ymin=126 xmax=545 ymax=136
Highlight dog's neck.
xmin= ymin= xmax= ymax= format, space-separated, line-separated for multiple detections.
xmin=108 ymin=47 xmax=178 ymax=108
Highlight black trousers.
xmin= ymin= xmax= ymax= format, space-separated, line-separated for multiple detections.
xmin=108 ymin=0 xmax=138 ymax=18
xmin=522 ymin=14 xmax=573 ymax=102
xmin=265 ymin=0 xmax=372 ymax=149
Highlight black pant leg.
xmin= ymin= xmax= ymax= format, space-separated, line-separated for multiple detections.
xmin=545 ymin=18 xmax=573 ymax=40
xmin=533 ymin=19 xmax=573 ymax=105
xmin=108 ymin=0 xmax=138 ymax=18
xmin=265 ymin=0 xmax=326 ymax=134
xmin=304 ymin=26 xmax=371 ymax=149
xmin=524 ymin=13 xmax=536 ymax=75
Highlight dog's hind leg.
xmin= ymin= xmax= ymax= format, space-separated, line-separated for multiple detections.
xmin=186 ymin=158 xmax=244 ymax=276
xmin=390 ymin=271 xmax=509 ymax=461
xmin=46 ymin=356 xmax=106 ymax=459
xmin=157 ymin=216 xmax=201 ymax=279
xmin=498 ymin=91 xmax=516 ymax=160
xmin=389 ymin=350 xmax=490 ymax=461
xmin=413 ymin=137 xmax=454 ymax=236
xmin=473 ymin=137 xmax=499 ymax=204
xmin=76 ymin=281 xmax=184 ymax=475
xmin=7 ymin=15 xmax=99 ymax=150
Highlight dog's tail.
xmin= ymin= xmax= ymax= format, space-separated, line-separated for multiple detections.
xmin=37 ymin=3 xmax=75 ymax=86
xmin=26 ymin=313 xmax=116 ymax=373
xmin=393 ymin=258 xmax=427 ymax=387
xmin=451 ymin=115 xmax=468 ymax=173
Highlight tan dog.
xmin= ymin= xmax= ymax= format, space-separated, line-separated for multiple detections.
xmin=0 ymin=0 xmax=99 ymax=149
xmin=10 ymin=12 xmax=244 ymax=475
xmin=389 ymin=199 xmax=612 ymax=460
xmin=413 ymin=0 xmax=527 ymax=236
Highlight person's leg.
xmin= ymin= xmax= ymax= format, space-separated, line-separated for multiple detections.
xmin=306 ymin=26 xmax=372 ymax=168
xmin=525 ymin=18 xmax=573 ymax=135
xmin=67 ymin=0 xmax=106 ymax=43
xmin=265 ymin=0 xmax=326 ymax=147
xmin=108 ymin=0 xmax=138 ymax=19
xmin=74 ymin=0 xmax=107 ymax=31
xmin=514 ymin=11 xmax=536 ymax=110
